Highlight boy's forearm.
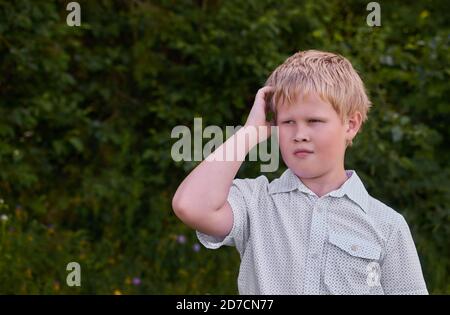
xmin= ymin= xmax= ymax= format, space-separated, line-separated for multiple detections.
xmin=172 ymin=125 xmax=260 ymax=216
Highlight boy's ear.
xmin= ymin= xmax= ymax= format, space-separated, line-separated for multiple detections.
xmin=345 ymin=111 xmax=363 ymax=140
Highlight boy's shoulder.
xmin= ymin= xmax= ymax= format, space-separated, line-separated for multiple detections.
xmin=366 ymin=193 xmax=409 ymax=231
xmin=231 ymin=170 xmax=292 ymax=195
xmin=231 ymin=174 xmax=271 ymax=195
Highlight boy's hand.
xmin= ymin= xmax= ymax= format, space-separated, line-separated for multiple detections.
xmin=244 ymin=86 xmax=275 ymax=142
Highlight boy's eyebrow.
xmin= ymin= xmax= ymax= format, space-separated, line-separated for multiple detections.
xmin=278 ymin=115 xmax=328 ymax=120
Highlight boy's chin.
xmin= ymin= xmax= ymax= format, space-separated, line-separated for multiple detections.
xmin=283 ymin=161 xmax=319 ymax=179
xmin=291 ymin=168 xmax=321 ymax=180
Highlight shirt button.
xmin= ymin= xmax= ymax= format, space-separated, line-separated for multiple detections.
xmin=311 ymin=253 xmax=319 ymax=259
xmin=351 ymin=244 xmax=359 ymax=252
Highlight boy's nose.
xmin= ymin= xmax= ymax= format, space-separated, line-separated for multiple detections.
xmin=294 ymin=128 xmax=310 ymax=142
xmin=294 ymin=136 xmax=309 ymax=142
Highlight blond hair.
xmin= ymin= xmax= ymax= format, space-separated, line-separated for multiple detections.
xmin=265 ymin=50 xmax=372 ymax=147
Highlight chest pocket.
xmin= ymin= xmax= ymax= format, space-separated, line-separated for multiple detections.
xmin=324 ymin=232 xmax=383 ymax=295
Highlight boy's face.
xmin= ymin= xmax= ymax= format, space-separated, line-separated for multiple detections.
xmin=276 ymin=92 xmax=361 ymax=179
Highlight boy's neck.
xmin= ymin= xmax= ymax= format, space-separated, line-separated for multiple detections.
xmin=296 ymin=167 xmax=349 ymax=198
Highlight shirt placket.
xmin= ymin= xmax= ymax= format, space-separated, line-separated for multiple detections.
xmin=303 ymin=197 xmax=328 ymax=294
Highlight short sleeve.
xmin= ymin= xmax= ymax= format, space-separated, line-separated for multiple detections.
xmin=196 ymin=176 xmax=267 ymax=256
xmin=380 ymin=214 xmax=428 ymax=295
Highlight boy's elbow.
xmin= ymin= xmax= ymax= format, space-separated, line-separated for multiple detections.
xmin=172 ymin=192 xmax=185 ymax=216
xmin=172 ymin=195 xmax=200 ymax=230
xmin=172 ymin=191 xmax=193 ymax=219
xmin=172 ymin=193 xmax=215 ymax=224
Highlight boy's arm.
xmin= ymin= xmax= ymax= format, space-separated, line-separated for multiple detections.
xmin=380 ymin=214 xmax=428 ymax=294
xmin=172 ymin=86 xmax=274 ymax=238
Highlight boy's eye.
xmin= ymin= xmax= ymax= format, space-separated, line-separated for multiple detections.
xmin=282 ymin=119 xmax=323 ymax=124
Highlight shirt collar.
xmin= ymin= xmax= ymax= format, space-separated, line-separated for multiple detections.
xmin=268 ymin=168 xmax=370 ymax=213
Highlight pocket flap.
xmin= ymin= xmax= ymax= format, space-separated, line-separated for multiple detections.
xmin=328 ymin=232 xmax=381 ymax=260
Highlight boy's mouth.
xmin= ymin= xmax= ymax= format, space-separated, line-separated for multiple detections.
xmin=293 ymin=148 xmax=314 ymax=158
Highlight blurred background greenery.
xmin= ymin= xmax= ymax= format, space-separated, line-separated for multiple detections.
xmin=0 ymin=0 xmax=448 ymax=294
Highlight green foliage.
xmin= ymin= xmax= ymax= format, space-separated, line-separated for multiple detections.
xmin=0 ymin=0 xmax=448 ymax=294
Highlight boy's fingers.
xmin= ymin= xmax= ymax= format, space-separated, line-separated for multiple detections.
xmin=256 ymin=86 xmax=274 ymax=98
xmin=258 ymin=86 xmax=275 ymax=96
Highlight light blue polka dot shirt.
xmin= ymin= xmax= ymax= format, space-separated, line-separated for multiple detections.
xmin=196 ymin=169 xmax=428 ymax=295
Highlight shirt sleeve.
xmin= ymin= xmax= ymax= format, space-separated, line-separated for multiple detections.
xmin=380 ymin=214 xmax=428 ymax=295
xmin=196 ymin=177 xmax=265 ymax=256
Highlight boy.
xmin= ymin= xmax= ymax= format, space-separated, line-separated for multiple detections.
xmin=172 ymin=50 xmax=428 ymax=295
